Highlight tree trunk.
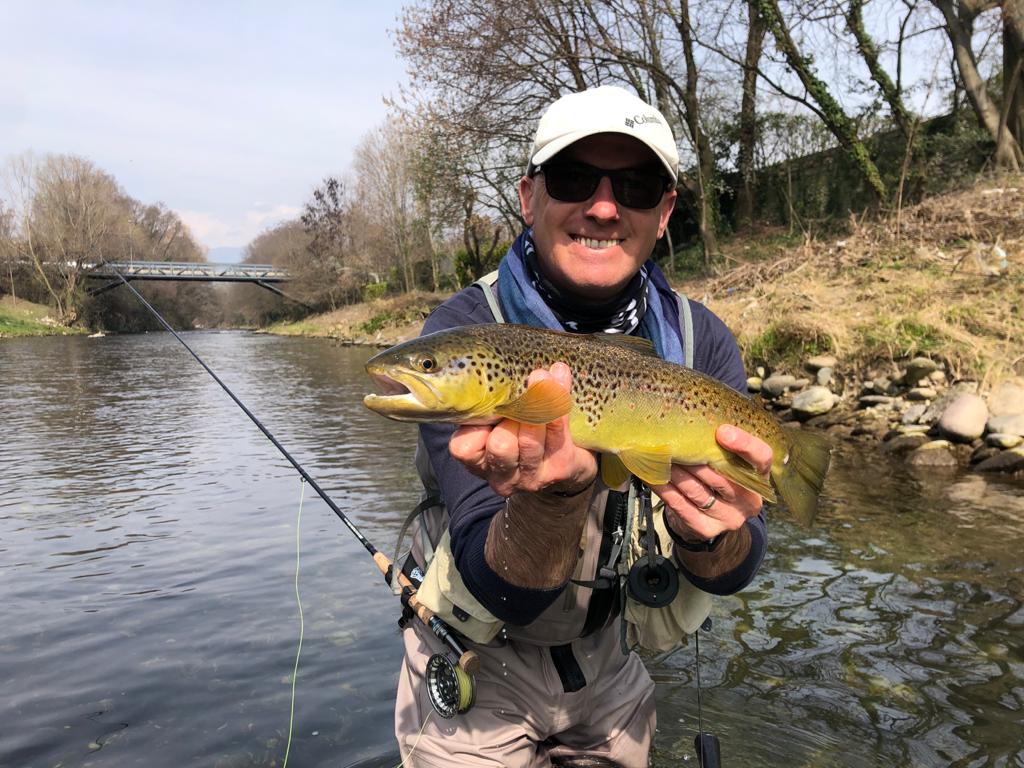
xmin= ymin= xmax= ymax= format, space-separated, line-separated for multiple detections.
xmin=756 ymin=0 xmax=889 ymax=204
xmin=932 ymin=0 xmax=1023 ymax=168
xmin=737 ymin=0 xmax=767 ymax=230
xmin=846 ymin=0 xmax=914 ymax=139
xmin=1005 ymin=0 xmax=1024 ymax=151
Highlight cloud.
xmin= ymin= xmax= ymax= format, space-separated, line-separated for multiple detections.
xmin=177 ymin=203 xmax=301 ymax=250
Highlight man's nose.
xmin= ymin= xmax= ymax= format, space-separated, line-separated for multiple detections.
xmin=585 ymin=175 xmax=619 ymax=221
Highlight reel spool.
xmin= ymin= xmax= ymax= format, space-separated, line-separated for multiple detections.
xmin=626 ymin=554 xmax=679 ymax=607
xmin=425 ymin=653 xmax=476 ymax=718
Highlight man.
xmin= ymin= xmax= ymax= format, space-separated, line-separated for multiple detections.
xmin=395 ymin=85 xmax=771 ymax=767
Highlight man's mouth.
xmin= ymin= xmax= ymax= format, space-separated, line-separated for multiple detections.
xmin=572 ymin=235 xmax=623 ymax=249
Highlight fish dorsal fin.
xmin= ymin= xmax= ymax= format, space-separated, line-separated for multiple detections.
xmin=600 ymin=453 xmax=631 ymax=489
xmin=617 ymin=446 xmax=674 ymax=486
xmin=710 ymin=454 xmax=778 ymax=504
xmin=494 ymin=379 xmax=572 ymax=425
xmin=590 ymin=333 xmax=658 ymax=357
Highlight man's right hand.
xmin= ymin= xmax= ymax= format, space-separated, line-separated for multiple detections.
xmin=448 ymin=362 xmax=597 ymax=499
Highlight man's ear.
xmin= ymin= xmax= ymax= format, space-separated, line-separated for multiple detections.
xmin=519 ymin=175 xmax=536 ymax=226
xmin=657 ymin=188 xmax=677 ymax=238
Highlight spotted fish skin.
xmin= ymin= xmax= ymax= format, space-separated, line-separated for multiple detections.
xmin=363 ymin=323 xmax=831 ymax=524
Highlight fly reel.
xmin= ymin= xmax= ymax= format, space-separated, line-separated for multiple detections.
xmin=425 ymin=652 xmax=476 ymax=718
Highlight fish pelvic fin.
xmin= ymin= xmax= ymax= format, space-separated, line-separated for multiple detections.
xmin=600 ymin=453 xmax=631 ymax=489
xmin=710 ymin=454 xmax=777 ymax=504
xmin=618 ymin=446 xmax=674 ymax=486
xmin=494 ymin=378 xmax=572 ymax=424
xmin=772 ymin=426 xmax=832 ymax=526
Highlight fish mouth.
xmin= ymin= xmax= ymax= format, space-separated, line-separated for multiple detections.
xmin=363 ymin=367 xmax=456 ymax=422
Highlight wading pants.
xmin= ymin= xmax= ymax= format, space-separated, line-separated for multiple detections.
xmin=394 ymin=620 xmax=656 ymax=768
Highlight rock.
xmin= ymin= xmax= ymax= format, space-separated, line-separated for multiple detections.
xmin=921 ymin=382 xmax=979 ymax=424
xmin=873 ymin=376 xmax=895 ymax=395
xmin=902 ymin=404 xmax=928 ymax=424
xmin=971 ymin=445 xmax=1002 ymax=464
xmin=883 ymin=434 xmax=929 ymax=455
xmin=791 ymin=386 xmax=838 ymax=419
xmin=816 ymin=367 xmax=833 ymax=387
xmin=986 ymin=413 xmax=1024 ymax=437
xmin=974 ymin=447 xmax=1024 ymax=473
xmin=987 ymin=380 xmax=1024 ymax=417
xmin=761 ymin=374 xmax=796 ymax=398
xmin=805 ymin=354 xmax=837 ymax=372
xmin=790 ymin=378 xmax=811 ymax=391
xmin=986 ymin=432 xmax=1024 ymax=449
xmin=907 ymin=387 xmax=937 ymax=401
xmin=746 ymin=376 xmax=762 ymax=392
xmin=907 ymin=440 xmax=958 ymax=467
xmin=936 ymin=393 xmax=989 ymax=442
xmin=897 ymin=423 xmax=930 ymax=435
xmin=904 ymin=357 xmax=938 ymax=387
xmin=928 ymin=370 xmax=947 ymax=385
xmin=755 ymin=366 xmax=765 ymax=377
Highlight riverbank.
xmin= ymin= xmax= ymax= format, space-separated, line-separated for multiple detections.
xmin=0 ymin=295 xmax=88 ymax=338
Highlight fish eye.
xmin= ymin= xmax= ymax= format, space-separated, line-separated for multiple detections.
xmin=415 ymin=354 xmax=438 ymax=372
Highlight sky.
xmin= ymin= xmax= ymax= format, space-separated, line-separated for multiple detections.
xmin=1 ymin=1 xmax=410 ymax=260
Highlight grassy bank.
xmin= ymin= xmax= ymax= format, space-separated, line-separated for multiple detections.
xmin=272 ymin=173 xmax=1023 ymax=389
xmin=0 ymin=296 xmax=88 ymax=338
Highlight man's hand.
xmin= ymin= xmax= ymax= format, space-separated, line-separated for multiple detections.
xmin=654 ymin=424 xmax=772 ymax=543
xmin=448 ymin=362 xmax=598 ymax=499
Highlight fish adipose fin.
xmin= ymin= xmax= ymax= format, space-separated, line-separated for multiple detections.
xmin=600 ymin=453 xmax=631 ymax=489
xmin=618 ymin=446 xmax=674 ymax=486
xmin=711 ymin=454 xmax=778 ymax=504
xmin=494 ymin=379 xmax=572 ymax=424
xmin=772 ymin=427 xmax=832 ymax=527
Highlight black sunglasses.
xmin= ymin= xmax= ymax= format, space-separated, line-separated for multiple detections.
xmin=533 ymin=161 xmax=672 ymax=210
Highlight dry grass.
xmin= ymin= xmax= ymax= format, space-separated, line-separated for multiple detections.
xmin=684 ymin=173 xmax=1024 ymax=389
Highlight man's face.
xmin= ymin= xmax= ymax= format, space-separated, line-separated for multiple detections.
xmin=518 ymin=133 xmax=676 ymax=301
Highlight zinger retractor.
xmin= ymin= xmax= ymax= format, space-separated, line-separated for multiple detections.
xmin=627 ymin=480 xmax=680 ymax=608
xmin=426 ymin=653 xmax=476 ymax=718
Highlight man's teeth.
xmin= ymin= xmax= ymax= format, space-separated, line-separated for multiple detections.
xmin=575 ymin=236 xmax=621 ymax=249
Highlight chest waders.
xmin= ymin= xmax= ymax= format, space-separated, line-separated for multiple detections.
xmin=395 ymin=271 xmax=701 ymax=722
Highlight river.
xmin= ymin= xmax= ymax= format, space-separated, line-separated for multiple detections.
xmin=1 ymin=332 xmax=1022 ymax=768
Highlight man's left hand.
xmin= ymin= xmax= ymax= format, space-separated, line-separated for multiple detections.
xmin=653 ymin=424 xmax=771 ymax=543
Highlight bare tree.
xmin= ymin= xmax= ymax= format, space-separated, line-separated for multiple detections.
xmin=737 ymin=0 xmax=770 ymax=229
xmin=930 ymin=0 xmax=1023 ymax=167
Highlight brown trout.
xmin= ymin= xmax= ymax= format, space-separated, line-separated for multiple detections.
xmin=363 ymin=324 xmax=831 ymax=524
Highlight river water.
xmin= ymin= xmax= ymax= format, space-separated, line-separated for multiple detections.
xmin=1 ymin=332 xmax=1022 ymax=768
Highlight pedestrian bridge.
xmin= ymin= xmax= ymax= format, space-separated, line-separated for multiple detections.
xmin=85 ymin=261 xmax=297 ymax=301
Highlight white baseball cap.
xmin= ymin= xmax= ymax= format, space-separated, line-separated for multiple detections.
xmin=529 ymin=86 xmax=679 ymax=180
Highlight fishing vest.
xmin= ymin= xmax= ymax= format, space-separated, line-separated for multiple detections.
xmin=402 ymin=271 xmax=713 ymax=652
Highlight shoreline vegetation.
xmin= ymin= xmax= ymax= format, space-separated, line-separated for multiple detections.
xmin=5 ymin=175 xmax=1023 ymax=477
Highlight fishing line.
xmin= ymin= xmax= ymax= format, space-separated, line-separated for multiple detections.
xmin=394 ymin=710 xmax=433 ymax=768
xmin=282 ymin=478 xmax=307 ymax=768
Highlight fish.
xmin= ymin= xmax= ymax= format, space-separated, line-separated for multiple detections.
xmin=363 ymin=323 xmax=831 ymax=525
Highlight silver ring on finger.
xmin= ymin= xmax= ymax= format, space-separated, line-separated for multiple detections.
xmin=699 ymin=493 xmax=717 ymax=511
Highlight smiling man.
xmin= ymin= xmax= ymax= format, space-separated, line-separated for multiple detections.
xmin=394 ymin=86 xmax=771 ymax=767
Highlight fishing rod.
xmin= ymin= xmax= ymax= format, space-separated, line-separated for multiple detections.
xmin=111 ymin=271 xmax=478 ymax=717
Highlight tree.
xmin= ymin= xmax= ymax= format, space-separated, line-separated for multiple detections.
xmin=3 ymin=153 xmax=128 ymax=324
xmin=737 ymin=0 xmax=770 ymax=229
xmin=300 ymin=176 xmax=350 ymax=309
xmin=930 ymin=0 xmax=1023 ymax=168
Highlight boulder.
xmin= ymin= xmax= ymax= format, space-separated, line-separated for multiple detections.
xmin=907 ymin=387 xmax=938 ymax=401
xmin=805 ymin=354 xmax=837 ymax=372
xmin=907 ymin=440 xmax=958 ymax=467
xmin=747 ymin=376 xmax=763 ymax=393
xmin=904 ymin=357 xmax=939 ymax=387
xmin=987 ymin=380 xmax=1024 ymax=417
xmin=986 ymin=413 xmax=1024 ymax=437
xmin=791 ymin=386 xmax=839 ymax=419
xmin=974 ymin=447 xmax=1024 ymax=473
xmin=936 ymin=393 xmax=989 ymax=442
xmin=816 ymin=367 xmax=833 ymax=387
xmin=986 ymin=432 xmax=1023 ymax=449
xmin=902 ymin=404 xmax=928 ymax=425
xmin=762 ymin=374 xmax=796 ymax=398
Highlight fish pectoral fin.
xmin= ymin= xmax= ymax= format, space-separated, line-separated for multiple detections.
xmin=494 ymin=379 xmax=572 ymax=424
xmin=710 ymin=455 xmax=777 ymax=503
xmin=600 ymin=453 xmax=631 ymax=489
xmin=618 ymin=446 xmax=674 ymax=486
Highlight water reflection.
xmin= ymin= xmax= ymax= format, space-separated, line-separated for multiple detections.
xmin=1 ymin=333 xmax=1023 ymax=767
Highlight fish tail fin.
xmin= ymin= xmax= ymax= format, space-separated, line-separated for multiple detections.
xmin=772 ymin=427 xmax=832 ymax=526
